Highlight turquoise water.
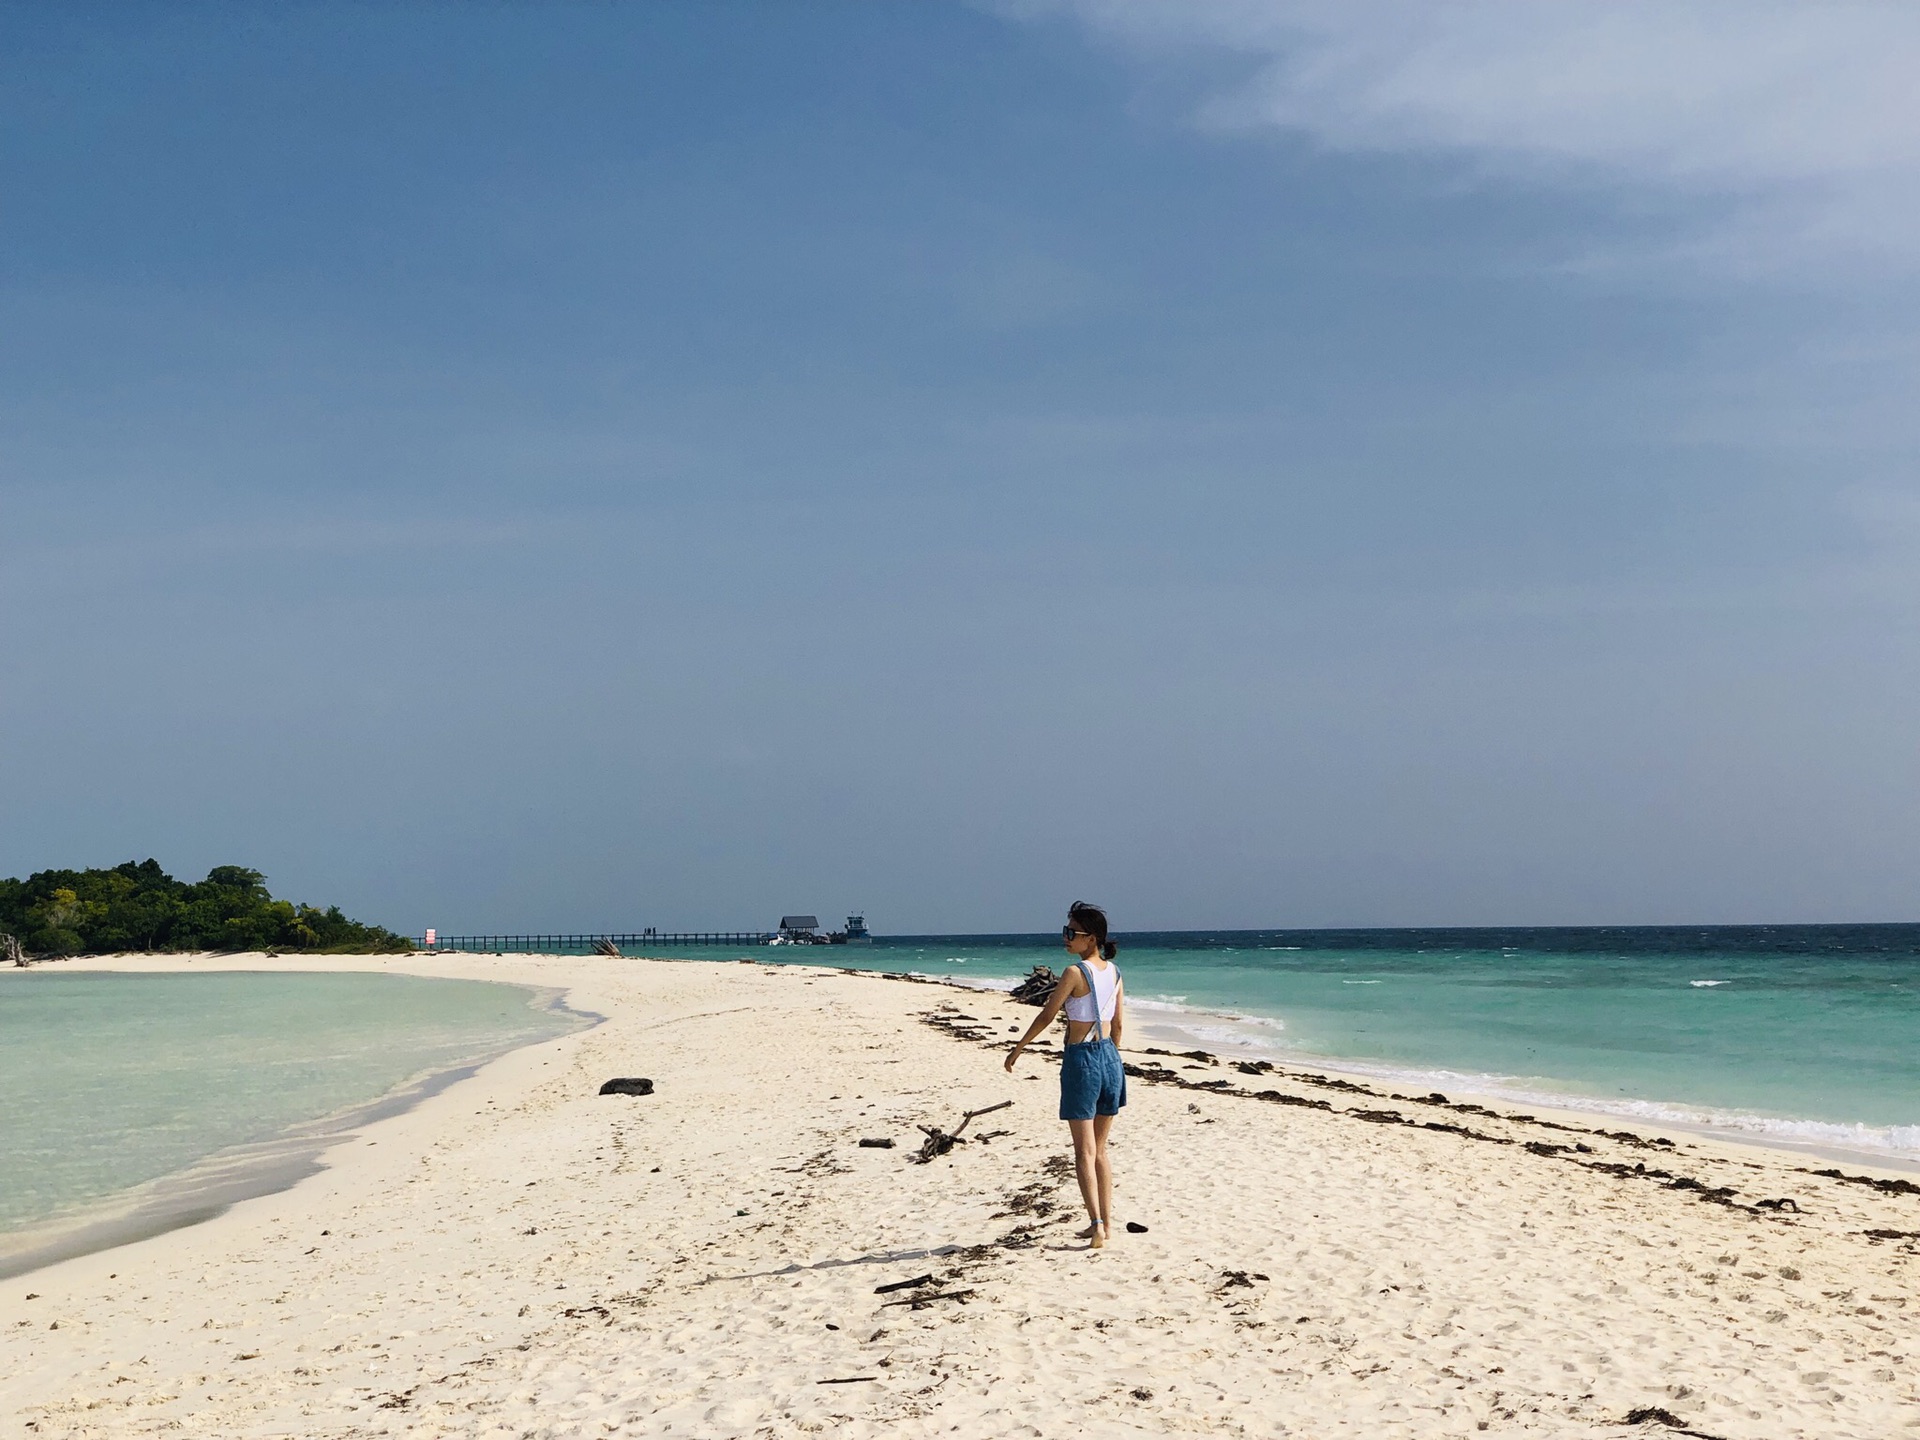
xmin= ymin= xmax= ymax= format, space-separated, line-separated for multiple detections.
xmin=644 ymin=926 xmax=1920 ymax=1160
xmin=0 ymin=970 xmax=580 ymax=1256
xmin=13 ymin=929 xmax=1911 ymax=1268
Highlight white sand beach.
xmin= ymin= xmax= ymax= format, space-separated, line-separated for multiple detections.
xmin=4 ymin=952 xmax=1917 ymax=1438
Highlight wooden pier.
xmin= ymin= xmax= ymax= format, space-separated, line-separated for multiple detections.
xmin=420 ymin=932 xmax=771 ymax=952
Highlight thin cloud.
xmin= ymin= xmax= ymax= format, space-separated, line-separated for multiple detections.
xmin=1009 ymin=0 xmax=1920 ymax=276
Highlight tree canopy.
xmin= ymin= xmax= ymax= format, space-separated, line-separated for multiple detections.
xmin=0 ymin=859 xmax=412 ymax=955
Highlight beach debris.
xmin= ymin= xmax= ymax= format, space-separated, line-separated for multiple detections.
xmin=3 ymin=934 xmax=26 ymax=967
xmin=1808 ymin=1166 xmax=1920 ymax=1197
xmin=993 ymin=1164 xmax=1066 ymax=1222
xmin=1598 ymin=1129 xmax=1676 ymax=1150
xmin=857 ymin=1137 xmax=895 ymax=1149
xmin=598 ymin=1077 xmax=654 ymax=1097
xmin=911 ymin=1100 xmax=1013 ymax=1163
xmin=1618 ymin=1406 xmax=1729 ymax=1438
xmin=912 ymin=1000 xmax=1819 ymax=1230
xmin=817 ymin=1376 xmax=879 ymax=1384
xmin=592 ymin=938 xmax=622 ymax=957
xmin=920 ymin=1008 xmax=1000 ymax=1043
xmin=1126 ymin=1221 xmax=1148 ymax=1234
xmin=873 ymin=1273 xmax=936 ymax=1295
xmin=1008 ymin=966 xmax=1057 ymax=1005
xmin=1420 ymin=1119 xmax=1508 ymax=1142
xmin=1662 ymin=1177 xmax=1739 ymax=1205
xmin=1862 ymin=1228 xmax=1920 ymax=1241
xmin=1130 ymin=1387 xmax=1153 ymax=1401
xmin=881 ymin=1288 xmax=975 ymax=1308
xmin=1296 ymin=1072 xmax=1372 ymax=1093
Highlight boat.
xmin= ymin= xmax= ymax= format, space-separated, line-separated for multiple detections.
xmin=840 ymin=914 xmax=872 ymax=944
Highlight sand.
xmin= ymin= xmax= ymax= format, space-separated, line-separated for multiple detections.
xmin=3 ymin=952 xmax=1917 ymax=1439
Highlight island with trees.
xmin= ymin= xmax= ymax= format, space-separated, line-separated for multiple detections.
xmin=0 ymin=860 xmax=412 ymax=959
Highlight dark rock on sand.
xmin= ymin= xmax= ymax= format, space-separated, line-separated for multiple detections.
xmin=598 ymin=1077 xmax=655 ymax=1097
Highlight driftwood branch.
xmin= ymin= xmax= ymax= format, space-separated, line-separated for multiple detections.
xmin=1008 ymin=966 xmax=1056 ymax=1005
xmin=911 ymin=1100 xmax=1013 ymax=1164
xmin=2 ymin=934 xmax=26 ymax=968
xmin=881 ymin=1288 xmax=975 ymax=1308
xmin=873 ymin=1273 xmax=935 ymax=1295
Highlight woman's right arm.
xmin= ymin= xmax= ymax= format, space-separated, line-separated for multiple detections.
xmin=1004 ymin=973 xmax=1077 ymax=1072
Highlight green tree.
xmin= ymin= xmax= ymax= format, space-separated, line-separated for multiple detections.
xmin=0 ymin=860 xmax=411 ymax=956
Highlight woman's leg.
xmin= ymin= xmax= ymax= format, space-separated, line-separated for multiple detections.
xmin=1067 ymin=1118 xmax=1102 ymax=1236
xmin=1092 ymin=1112 xmax=1116 ymax=1230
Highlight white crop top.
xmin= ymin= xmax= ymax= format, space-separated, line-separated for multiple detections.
xmin=1063 ymin=960 xmax=1119 ymax=1024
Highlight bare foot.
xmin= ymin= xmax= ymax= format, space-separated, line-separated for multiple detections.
xmin=1089 ymin=1222 xmax=1107 ymax=1250
xmin=1076 ymin=1222 xmax=1101 ymax=1239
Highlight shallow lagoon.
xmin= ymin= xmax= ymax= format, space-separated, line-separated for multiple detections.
xmin=0 ymin=969 xmax=580 ymax=1268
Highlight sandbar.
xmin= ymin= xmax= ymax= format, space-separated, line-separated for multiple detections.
xmin=3 ymin=951 xmax=1915 ymax=1438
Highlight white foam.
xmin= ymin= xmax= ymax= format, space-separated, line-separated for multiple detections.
xmin=919 ymin=965 xmax=1920 ymax=1165
xmin=1342 ymin=979 xmax=1382 ymax=985
xmin=1690 ymin=980 xmax=1729 ymax=987
xmin=1123 ymin=1000 xmax=1920 ymax=1164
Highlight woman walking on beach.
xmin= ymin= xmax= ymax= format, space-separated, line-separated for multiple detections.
xmin=1005 ymin=902 xmax=1126 ymax=1249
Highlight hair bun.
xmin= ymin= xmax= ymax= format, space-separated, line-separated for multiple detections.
xmin=1102 ymin=941 xmax=1118 ymax=961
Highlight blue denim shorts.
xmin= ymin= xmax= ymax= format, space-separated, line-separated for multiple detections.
xmin=1059 ymin=1037 xmax=1127 ymax=1120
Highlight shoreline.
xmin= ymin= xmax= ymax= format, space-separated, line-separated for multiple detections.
xmin=910 ymin=965 xmax=1920 ymax=1175
xmin=8 ymin=950 xmax=1916 ymax=1284
xmin=0 ymin=960 xmax=596 ymax=1281
xmin=5 ymin=953 xmax=1918 ymax=1438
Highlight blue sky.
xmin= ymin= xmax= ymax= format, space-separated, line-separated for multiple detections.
xmin=5 ymin=2 xmax=1918 ymax=933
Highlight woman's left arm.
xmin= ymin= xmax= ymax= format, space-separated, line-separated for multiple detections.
xmin=1109 ymin=976 xmax=1125 ymax=1047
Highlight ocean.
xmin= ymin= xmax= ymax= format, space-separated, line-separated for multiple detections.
xmin=0 ymin=969 xmax=583 ymax=1276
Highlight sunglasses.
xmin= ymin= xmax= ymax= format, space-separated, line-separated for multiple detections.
xmin=1062 ymin=925 xmax=1089 ymax=940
